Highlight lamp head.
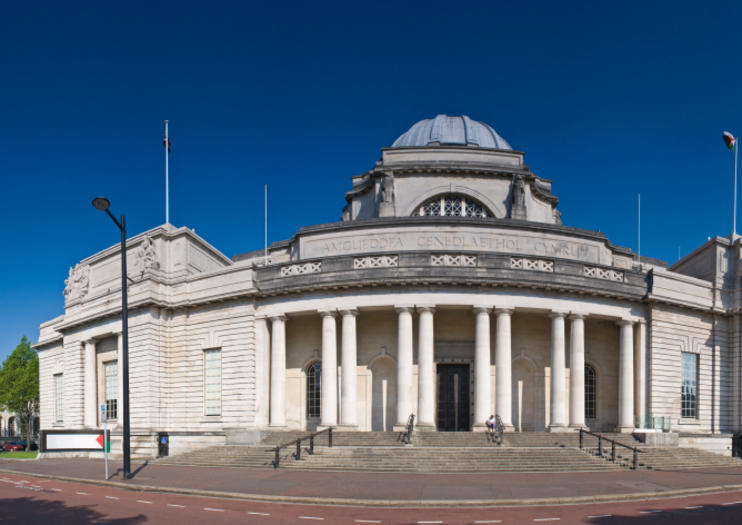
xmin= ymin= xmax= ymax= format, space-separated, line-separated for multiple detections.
xmin=92 ymin=197 xmax=111 ymax=211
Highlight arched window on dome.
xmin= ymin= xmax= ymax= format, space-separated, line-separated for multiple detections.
xmin=306 ymin=362 xmax=321 ymax=419
xmin=585 ymin=364 xmax=597 ymax=420
xmin=414 ymin=194 xmax=489 ymax=218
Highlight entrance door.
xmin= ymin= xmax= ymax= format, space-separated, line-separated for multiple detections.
xmin=436 ymin=364 xmax=470 ymax=431
xmin=512 ymin=358 xmax=536 ymax=431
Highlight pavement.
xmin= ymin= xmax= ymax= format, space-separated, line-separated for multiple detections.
xmin=2 ymin=457 xmax=742 ymax=507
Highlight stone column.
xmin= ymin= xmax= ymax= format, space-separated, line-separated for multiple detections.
xmin=255 ymin=317 xmax=270 ymax=427
xmin=417 ymin=306 xmax=435 ymax=429
xmin=473 ymin=307 xmax=492 ymax=430
xmin=395 ymin=306 xmax=414 ymax=428
xmin=84 ymin=339 xmax=97 ymax=428
xmin=568 ymin=314 xmax=586 ymax=429
xmin=495 ymin=308 xmax=514 ymax=431
xmin=549 ymin=311 xmax=568 ymax=431
xmin=634 ymin=320 xmax=647 ymax=429
xmin=116 ymin=333 xmax=124 ymax=425
xmin=320 ymin=310 xmax=338 ymax=427
xmin=269 ymin=315 xmax=287 ymax=427
xmin=617 ymin=319 xmax=635 ymax=433
xmin=340 ymin=309 xmax=358 ymax=428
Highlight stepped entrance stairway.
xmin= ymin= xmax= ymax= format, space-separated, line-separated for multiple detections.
xmin=155 ymin=431 xmax=742 ymax=473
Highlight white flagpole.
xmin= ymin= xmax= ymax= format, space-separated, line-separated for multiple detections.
xmin=637 ymin=193 xmax=641 ymax=266
xmin=734 ymin=139 xmax=738 ymax=236
xmin=165 ymin=120 xmax=170 ymax=225
xmin=264 ymin=184 xmax=268 ymax=265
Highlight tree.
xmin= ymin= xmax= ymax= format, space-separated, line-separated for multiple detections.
xmin=0 ymin=336 xmax=39 ymax=451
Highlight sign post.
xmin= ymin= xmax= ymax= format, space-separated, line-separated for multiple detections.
xmin=101 ymin=404 xmax=108 ymax=480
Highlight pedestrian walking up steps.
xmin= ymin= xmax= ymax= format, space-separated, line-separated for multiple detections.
xmin=156 ymin=431 xmax=742 ymax=472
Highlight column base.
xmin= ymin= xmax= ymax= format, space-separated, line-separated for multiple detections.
xmin=334 ymin=424 xmax=358 ymax=431
xmin=501 ymin=424 xmax=515 ymax=433
xmin=614 ymin=425 xmax=635 ymax=434
xmin=393 ymin=423 xmax=411 ymax=432
xmin=472 ymin=423 xmax=487 ymax=433
xmin=268 ymin=423 xmax=287 ymax=429
xmin=547 ymin=424 xmax=570 ymax=433
xmin=317 ymin=424 xmax=338 ymax=431
xmin=414 ymin=422 xmax=436 ymax=432
xmin=569 ymin=423 xmax=587 ymax=431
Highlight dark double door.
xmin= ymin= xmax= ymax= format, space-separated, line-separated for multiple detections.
xmin=436 ymin=364 xmax=470 ymax=431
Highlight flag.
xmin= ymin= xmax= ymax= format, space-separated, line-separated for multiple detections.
xmin=163 ymin=135 xmax=171 ymax=152
xmin=723 ymin=131 xmax=736 ymax=151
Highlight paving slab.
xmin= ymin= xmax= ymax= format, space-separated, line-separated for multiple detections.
xmin=2 ymin=457 xmax=742 ymax=507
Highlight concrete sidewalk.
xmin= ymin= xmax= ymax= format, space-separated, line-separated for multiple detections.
xmin=2 ymin=457 xmax=742 ymax=507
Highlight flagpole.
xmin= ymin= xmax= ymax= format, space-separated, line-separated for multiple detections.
xmin=165 ymin=120 xmax=170 ymax=225
xmin=734 ymin=139 xmax=738 ymax=236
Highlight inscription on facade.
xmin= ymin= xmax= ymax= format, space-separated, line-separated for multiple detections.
xmin=302 ymin=229 xmax=604 ymax=263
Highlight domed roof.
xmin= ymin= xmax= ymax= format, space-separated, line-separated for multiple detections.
xmin=392 ymin=114 xmax=512 ymax=150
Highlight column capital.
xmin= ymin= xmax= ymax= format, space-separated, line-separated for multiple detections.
xmin=416 ymin=305 xmax=436 ymax=314
xmin=494 ymin=307 xmax=514 ymax=316
xmin=616 ymin=318 xmax=633 ymax=327
xmin=394 ymin=305 xmax=414 ymax=313
xmin=269 ymin=314 xmax=287 ymax=322
xmin=339 ymin=308 xmax=358 ymax=317
xmin=634 ymin=318 xmax=647 ymax=326
xmin=549 ymin=310 xmax=567 ymax=319
xmin=568 ymin=312 xmax=587 ymax=320
xmin=473 ymin=306 xmax=493 ymax=315
xmin=318 ymin=309 xmax=337 ymax=318
xmin=83 ymin=338 xmax=96 ymax=346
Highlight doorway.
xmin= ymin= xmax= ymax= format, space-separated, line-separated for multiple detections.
xmin=436 ymin=364 xmax=470 ymax=431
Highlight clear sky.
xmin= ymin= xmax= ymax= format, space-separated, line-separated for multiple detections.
xmin=2 ymin=1 xmax=741 ymax=360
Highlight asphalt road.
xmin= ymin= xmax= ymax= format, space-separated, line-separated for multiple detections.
xmin=1 ymin=472 xmax=742 ymax=524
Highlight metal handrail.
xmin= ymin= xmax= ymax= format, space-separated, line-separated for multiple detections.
xmin=579 ymin=428 xmax=642 ymax=469
xmin=271 ymin=427 xmax=333 ymax=469
xmin=399 ymin=414 xmax=415 ymax=444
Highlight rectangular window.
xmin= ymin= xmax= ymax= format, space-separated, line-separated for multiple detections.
xmin=681 ymin=352 xmax=698 ymax=419
xmin=204 ymin=349 xmax=222 ymax=416
xmin=54 ymin=373 xmax=64 ymax=422
xmin=104 ymin=361 xmax=118 ymax=420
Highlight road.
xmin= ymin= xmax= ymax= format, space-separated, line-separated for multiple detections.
xmin=1 ymin=472 xmax=741 ymax=524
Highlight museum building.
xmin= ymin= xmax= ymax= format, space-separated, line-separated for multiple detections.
xmin=35 ymin=115 xmax=741 ymax=456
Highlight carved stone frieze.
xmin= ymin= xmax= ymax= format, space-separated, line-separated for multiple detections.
xmin=63 ymin=264 xmax=90 ymax=300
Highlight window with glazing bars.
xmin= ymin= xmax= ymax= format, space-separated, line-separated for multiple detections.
xmin=584 ymin=365 xmax=597 ymax=419
xmin=54 ymin=373 xmax=64 ymax=422
xmin=306 ymin=362 xmax=321 ymax=418
xmin=104 ymin=361 xmax=118 ymax=420
xmin=416 ymin=195 xmax=488 ymax=218
xmin=681 ymin=352 xmax=698 ymax=418
xmin=204 ymin=349 xmax=222 ymax=416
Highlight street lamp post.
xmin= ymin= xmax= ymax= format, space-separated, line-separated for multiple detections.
xmin=92 ymin=197 xmax=131 ymax=479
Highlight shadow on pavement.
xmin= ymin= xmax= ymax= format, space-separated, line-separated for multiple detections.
xmin=586 ymin=502 xmax=740 ymax=524
xmin=0 ymin=496 xmax=146 ymax=524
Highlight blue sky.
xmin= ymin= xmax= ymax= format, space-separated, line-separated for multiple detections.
xmin=1 ymin=1 xmax=741 ymax=360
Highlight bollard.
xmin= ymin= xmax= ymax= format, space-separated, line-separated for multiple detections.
xmin=309 ymin=435 xmax=314 ymax=455
xmin=296 ymin=439 xmax=301 ymax=460
xmin=328 ymin=427 xmax=333 ymax=448
xmin=633 ymin=448 xmax=638 ymax=470
xmin=611 ymin=441 xmax=616 ymax=462
xmin=579 ymin=429 xmax=583 ymax=449
xmin=598 ymin=435 xmax=602 ymax=457
xmin=274 ymin=447 xmax=280 ymax=469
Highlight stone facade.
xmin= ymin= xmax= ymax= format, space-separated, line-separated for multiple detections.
xmin=35 ymin=115 xmax=742 ymax=457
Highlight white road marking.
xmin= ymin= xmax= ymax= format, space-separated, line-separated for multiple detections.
xmin=136 ymin=499 xmax=152 ymax=504
xmin=587 ymin=516 xmax=612 ymax=519
xmin=167 ymin=504 xmax=185 ymax=508
xmin=533 ymin=519 xmax=560 ymax=522
xmin=418 ymin=522 xmax=443 ymax=524
xmin=355 ymin=521 xmax=382 ymax=524
xmin=75 ymin=491 xmax=88 ymax=495
xmin=248 ymin=511 xmax=270 ymax=516
xmin=474 ymin=521 xmax=502 ymax=524
xmin=722 ymin=501 xmax=742 ymax=506
xmin=685 ymin=505 xmax=703 ymax=509
xmin=298 ymin=517 xmax=325 ymax=521
xmin=204 ymin=507 xmax=224 ymax=512
xmin=105 ymin=496 xmax=119 ymax=500
xmin=50 ymin=488 xmax=62 ymax=492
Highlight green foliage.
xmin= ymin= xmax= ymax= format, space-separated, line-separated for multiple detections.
xmin=0 ymin=336 xmax=39 ymax=451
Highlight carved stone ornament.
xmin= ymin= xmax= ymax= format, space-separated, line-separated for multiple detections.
xmin=63 ymin=264 xmax=90 ymax=299
xmin=511 ymin=174 xmax=527 ymax=220
xmin=381 ymin=175 xmax=394 ymax=204
xmin=134 ymin=236 xmax=160 ymax=276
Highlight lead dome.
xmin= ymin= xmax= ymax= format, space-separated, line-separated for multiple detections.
xmin=392 ymin=114 xmax=512 ymax=150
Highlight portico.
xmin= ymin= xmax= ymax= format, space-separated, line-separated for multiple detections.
xmin=262 ymin=299 xmax=644 ymax=434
